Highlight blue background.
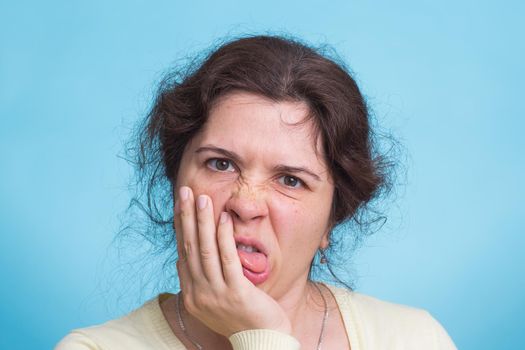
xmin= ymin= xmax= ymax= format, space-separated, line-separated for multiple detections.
xmin=1 ymin=1 xmax=523 ymax=349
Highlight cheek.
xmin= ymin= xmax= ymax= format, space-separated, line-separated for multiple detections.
xmin=268 ymin=197 xmax=331 ymax=251
xmin=268 ymin=199 xmax=301 ymax=233
xmin=269 ymin=199 xmax=312 ymax=242
xmin=183 ymin=172 xmax=233 ymax=222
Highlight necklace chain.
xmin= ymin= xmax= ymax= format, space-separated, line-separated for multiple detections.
xmin=175 ymin=283 xmax=329 ymax=350
xmin=176 ymin=294 xmax=203 ymax=350
xmin=312 ymin=282 xmax=329 ymax=350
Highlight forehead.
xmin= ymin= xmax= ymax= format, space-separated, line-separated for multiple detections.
xmin=197 ymin=92 xmax=328 ymax=171
xmin=210 ymin=92 xmax=310 ymax=124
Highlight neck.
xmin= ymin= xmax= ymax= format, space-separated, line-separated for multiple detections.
xmin=266 ymin=279 xmax=326 ymax=337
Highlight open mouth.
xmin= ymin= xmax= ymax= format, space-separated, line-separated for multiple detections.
xmin=234 ymin=238 xmax=270 ymax=285
xmin=236 ymin=243 xmax=260 ymax=253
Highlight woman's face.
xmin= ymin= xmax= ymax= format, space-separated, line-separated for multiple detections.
xmin=175 ymin=92 xmax=334 ymax=299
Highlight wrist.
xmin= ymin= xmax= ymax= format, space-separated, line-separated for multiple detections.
xmin=229 ymin=329 xmax=300 ymax=350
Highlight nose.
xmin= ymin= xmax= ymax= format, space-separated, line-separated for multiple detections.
xmin=224 ymin=183 xmax=269 ymax=223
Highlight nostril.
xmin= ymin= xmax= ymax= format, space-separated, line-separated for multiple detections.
xmin=229 ymin=209 xmax=241 ymax=220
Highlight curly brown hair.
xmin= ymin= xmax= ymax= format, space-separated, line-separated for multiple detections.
xmin=127 ymin=34 xmax=397 ymax=288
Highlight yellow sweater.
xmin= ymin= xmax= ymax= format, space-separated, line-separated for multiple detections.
xmin=56 ymin=284 xmax=457 ymax=349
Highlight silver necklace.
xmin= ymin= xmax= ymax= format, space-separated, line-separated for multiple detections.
xmin=175 ymin=283 xmax=329 ymax=350
xmin=312 ymin=282 xmax=329 ymax=350
xmin=176 ymin=294 xmax=203 ymax=350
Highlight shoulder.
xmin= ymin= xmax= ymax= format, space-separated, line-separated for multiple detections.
xmin=55 ymin=294 xmax=185 ymax=350
xmin=325 ymin=284 xmax=457 ymax=350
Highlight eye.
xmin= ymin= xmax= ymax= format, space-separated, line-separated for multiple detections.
xmin=279 ymin=175 xmax=304 ymax=189
xmin=206 ymin=158 xmax=235 ymax=172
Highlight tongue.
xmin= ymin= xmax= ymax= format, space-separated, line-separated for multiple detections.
xmin=237 ymin=250 xmax=267 ymax=273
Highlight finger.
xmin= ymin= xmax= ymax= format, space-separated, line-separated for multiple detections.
xmin=195 ymin=194 xmax=224 ymax=285
xmin=178 ymin=186 xmax=205 ymax=280
xmin=174 ymin=197 xmax=194 ymax=300
xmin=216 ymin=212 xmax=244 ymax=286
xmin=173 ymin=199 xmax=187 ymax=264
xmin=176 ymin=258 xmax=193 ymax=296
xmin=174 ymin=196 xmax=195 ymax=296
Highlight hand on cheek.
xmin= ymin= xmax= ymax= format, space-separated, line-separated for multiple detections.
xmin=174 ymin=186 xmax=292 ymax=338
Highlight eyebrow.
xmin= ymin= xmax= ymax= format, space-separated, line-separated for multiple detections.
xmin=195 ymin=145 xmax=322 ymax=182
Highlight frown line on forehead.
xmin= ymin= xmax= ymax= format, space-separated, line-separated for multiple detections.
xmin=195 ymin=145 xmax=322 ymax=182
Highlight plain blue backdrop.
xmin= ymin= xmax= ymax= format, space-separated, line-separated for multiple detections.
xmin=1 ymin=1 xmax=523 ymax=349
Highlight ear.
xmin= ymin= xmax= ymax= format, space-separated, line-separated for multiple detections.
xmin=319 ymin=228 xmax=330 ymax=250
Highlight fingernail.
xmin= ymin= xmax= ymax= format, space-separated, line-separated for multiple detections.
xmin=180 ymin=187 xmax=189 ymax=201
xmin=220 ymin=212 xmax=229 ymax=224
xmin=174 ymin=199 xmax=181 ymax=215
xmin=197 ymin=195 xmax=207 ymax=210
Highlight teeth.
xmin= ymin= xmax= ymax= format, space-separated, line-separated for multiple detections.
xmin=237 ymin=244 xmax=259 ymax=253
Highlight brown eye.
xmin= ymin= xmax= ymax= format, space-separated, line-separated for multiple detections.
xmin=280 ymin=175 xmax=303 ymax=188
xmin=206 ymin=158 xmax=235 ymax=172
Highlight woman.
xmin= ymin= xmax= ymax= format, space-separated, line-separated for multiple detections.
xmin=57 ymin=35 xmax=457 ymax=349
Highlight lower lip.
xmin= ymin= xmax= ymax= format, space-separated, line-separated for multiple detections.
xmin=242 ymin=264 xmax=270 ymax=285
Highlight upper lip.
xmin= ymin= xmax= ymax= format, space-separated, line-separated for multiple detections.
xmin=234 ymin=235 xmax=268 ymax=255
